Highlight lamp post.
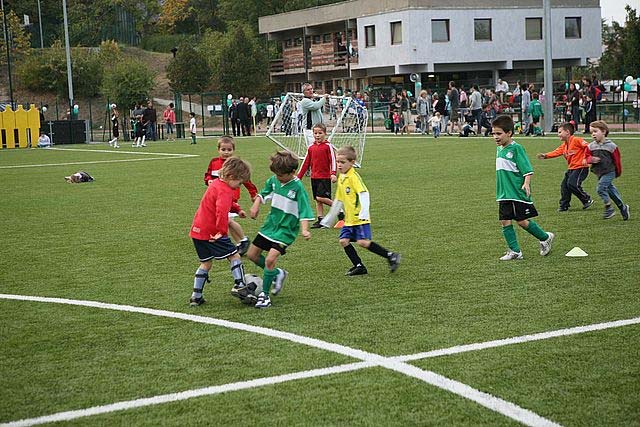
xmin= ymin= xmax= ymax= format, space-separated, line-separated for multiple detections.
xmin=62 ymin=0 xmax=74 ymax=112
xmin=36 ymin=0 xmax=44 ymax=48
xmin=1 ymin=0 xmax=14 ymax=106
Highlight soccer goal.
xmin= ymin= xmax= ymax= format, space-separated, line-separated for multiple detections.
xmin=265 ymin=93 xmax=368 ymax=167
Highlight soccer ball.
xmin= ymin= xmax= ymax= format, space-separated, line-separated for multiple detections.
xmin=239 ymin=274 xmax=263 ymax=305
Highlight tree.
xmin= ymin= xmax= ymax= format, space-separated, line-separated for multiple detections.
xmin=599 ymin=6 xmax=640 ymax=79
xmin=101 ymin=57 xmax=155 ymax=115
xmin=0 ymin=10 xmax=32 ymax=65
xmin=166 ymin=43 xmax=212 ymax=94
xmin=215 ymin=24 xmax=269 ymax=95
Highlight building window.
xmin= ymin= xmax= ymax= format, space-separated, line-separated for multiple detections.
xmin=432 ymin=19 xmax=450 ymax=42
xmin=365 ymin=25 xmax=376 ymax=47
xmin=294 ymin=37 xmax=302 ymax=46
xmin=390 ymin=21 xmax=402 ymax=45
xmin=312 ymin=35 xmax=321 ymax=44
xmin=284 ymin=39 xmax=292 ymax=48
xmin=565 ymin=17 xmax=581 ymax=38
xmin=525 ymin=18 xmax=542 ymax=40
xmin=323 ymin=33 xmax=332 ymax=43
xmin=474 ymin=18 xmax=491 ymax=41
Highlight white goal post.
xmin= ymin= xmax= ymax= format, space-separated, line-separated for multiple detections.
xmin=265 ymin=93 xmax=368 ymax=167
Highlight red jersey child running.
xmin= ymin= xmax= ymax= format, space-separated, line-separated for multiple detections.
xmin=189 ymin=157 xmax=252 ymax=307
xmin=296 ymin=123 xmax=337 ymax=228
xmin=204 ymin=136 xmax=258 ymax=255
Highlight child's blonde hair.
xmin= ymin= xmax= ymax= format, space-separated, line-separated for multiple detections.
xmin=589 ymin=120 xmax=609 ymax=136
xmin=269 ymin=151 xmax=298 ymax=175
xmin=218 ymin=135 xmax=235 ymax=149
xmin=220 ymin=157 xmax=251 ymax=182
xmin=337 ymin=145 xmax=357 ymax=161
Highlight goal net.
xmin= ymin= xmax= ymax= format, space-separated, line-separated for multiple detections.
xmin=265 ymin=93 xmax=368 ymax=167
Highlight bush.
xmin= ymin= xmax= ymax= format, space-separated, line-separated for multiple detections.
xmin=139 ymin=34 xmax=193 ymax=53
xmin=101 ymin=57 xmax=155 ymax=114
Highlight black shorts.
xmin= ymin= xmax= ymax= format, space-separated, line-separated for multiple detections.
xmin=311 ymin=178 xmax=332 ymax=200
xmin=499 ymin=200 xmax=539 ymax=221
xmin=112 ymin=124 xmax=119 ymax=138
xmin=193 ymin=237 xmax=237 ymax=262
xmin=253 ymin=233 xmax=287 ymax=255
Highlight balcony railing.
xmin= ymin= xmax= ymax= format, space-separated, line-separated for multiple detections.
xmin=271 ymin=51 xmax=358 ymax=73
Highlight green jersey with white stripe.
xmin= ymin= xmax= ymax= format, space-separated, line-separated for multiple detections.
xmin=257 ymin=175 xmax=314 ymax=246
xmin=496 ymin=141 xmax=534 ymax=204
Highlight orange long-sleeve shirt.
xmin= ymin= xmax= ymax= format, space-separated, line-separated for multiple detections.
xmin=544 ymin=135 xmax=589 ymax=170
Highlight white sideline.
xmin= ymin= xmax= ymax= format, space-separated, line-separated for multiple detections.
xmin=3 ymin=296 xmax=637 ymax=427
xmin=0 ymin=147 xmax=197 ymax=169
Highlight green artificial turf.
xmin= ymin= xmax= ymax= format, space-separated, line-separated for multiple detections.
xmin=1 ymin=134 xmax=638 ymax=425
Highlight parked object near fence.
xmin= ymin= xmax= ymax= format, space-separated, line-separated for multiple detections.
xmin=0 ymin=105 xmax=40 ymax=149
xmin=46 ymin=120 xmax=88 ymax=145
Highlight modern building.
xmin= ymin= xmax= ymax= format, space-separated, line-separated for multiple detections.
xmin=258 ymin=0 xmax=602 ymax=94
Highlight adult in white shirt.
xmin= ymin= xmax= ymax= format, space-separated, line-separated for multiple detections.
xmin=495 ymin=79 xmax=509 ymax=103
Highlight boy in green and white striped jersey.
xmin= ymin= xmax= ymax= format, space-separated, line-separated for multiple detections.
xmin=493 ymin=115 xmax=555 ymax=261
xmin=247 ymin=151 xmax=314 ymax=308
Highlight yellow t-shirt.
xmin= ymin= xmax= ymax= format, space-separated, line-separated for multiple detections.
xmin=336 ymin=167 xmax=370 ymax=226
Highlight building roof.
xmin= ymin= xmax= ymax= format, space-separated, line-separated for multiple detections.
xmin=259 ymin=0 xmax=600 ymax=34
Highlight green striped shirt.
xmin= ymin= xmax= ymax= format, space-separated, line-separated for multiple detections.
xmin=257 ymin=176 xmax=314 ymax=246
xmin=496 ymin=141 xmax=534 ymax=204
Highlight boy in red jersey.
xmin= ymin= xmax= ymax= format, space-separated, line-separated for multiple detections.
xmin=537 ymin=122 xmax=593 ymax=212
xmin=190 ymin=157 xmax=252 ymax=307
xmin=296 ymin=123 xmax=337 ymax=228
xmin=204 ymin=136 xmax=258 ymax=255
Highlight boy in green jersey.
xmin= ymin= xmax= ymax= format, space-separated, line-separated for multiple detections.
xmin=493 ymin=115 xmax=555 ymax=260
xmin=247 ymin=151 xmax=314 ymax=308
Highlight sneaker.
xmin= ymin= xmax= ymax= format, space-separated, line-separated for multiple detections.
xmin=272 ymin=268 xmax=288 ymax=296
xmin=539 ymin=232 xmax=555 ymax=256
xmin=255 ymin=292 xmax=271 ymax=309
xmin=310 ymin=219 xmax=323 ymax=229
xmin=582 ymin=199 xmax=594 ymax=210
xmin=388 ymin=252 xmax=401 ymax=272
xmin=114 ymin=144 xmax=120 ymax=149
xmin=557 ymin=207 xmax=569 ymax=212
xmin=345 ymin=265 xmax=368 ymax=276
xmin=621 ymin=204 xmax=630 ymax=221
xmin=603 ymin=206 xmax=616 ymax=219
xmin=189 ymin=297 xmax=206 ymax=307
xmin=236 ymin=239 xmax=250 ymax=256
xmin=499 ymin=250 xmax=523 ymax=261
xmin=230 ymin=283 xmax=249 ymax=299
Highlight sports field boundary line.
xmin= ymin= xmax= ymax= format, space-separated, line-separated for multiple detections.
xmin=0 ymin=148 xmax=198 ymax=169
xmin=5 ymin=295 xmax=638 ymax=426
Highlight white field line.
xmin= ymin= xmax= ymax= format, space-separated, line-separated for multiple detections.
xmin=0 ymin=147 xmax=198 ymax=169
xmin=5 ymin=296 xmax=638 ymax=426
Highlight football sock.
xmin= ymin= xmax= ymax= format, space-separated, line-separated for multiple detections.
xmin=525 ymin=220 xmax=549 ymax=241
xmin=254 ymin=254 xmax=266 ymax=269
xmin=367 ymin=241 xmax=390 ymax=259
xmin=344 ymin=244 xmax=363 ymax=266
xmin=230 ymin=259 xmax=245 ymax=286
xmin=192 ymin=268 xmax=210 ymax=299
xmin=262 ymin=268 xmax=278 ymax=296
xmin=502 ymin=225 xmax=521 ymax=252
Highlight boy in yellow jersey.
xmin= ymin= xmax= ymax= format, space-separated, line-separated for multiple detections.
xmin=324 ymin=146 xmax=401 ymax=276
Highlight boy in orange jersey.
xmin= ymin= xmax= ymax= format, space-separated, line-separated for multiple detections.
xmin=204 ymin=136 xmax=258 ymax=255
xmin=296 ymin=123 xmax=337 ymax=228
xmin=189 ymin=157 xmax=252 ymax=307
xmin=537 ymin=122 xmax=593 ymax=212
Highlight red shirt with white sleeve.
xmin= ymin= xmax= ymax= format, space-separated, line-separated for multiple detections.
xmin=296 ymin=141 xmax=336 ymax=179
